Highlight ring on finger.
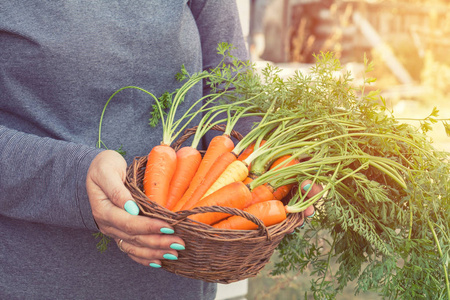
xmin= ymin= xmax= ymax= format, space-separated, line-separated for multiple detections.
xmin=117 ymin=239 xmax=126 ymax=253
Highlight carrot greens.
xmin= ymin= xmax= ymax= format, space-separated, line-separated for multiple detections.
xmin=221 ymin=50 xmax=450 ymax=299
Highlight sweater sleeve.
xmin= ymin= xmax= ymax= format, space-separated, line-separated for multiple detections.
xmin=0 ymin=125 xmax=104 ymax=230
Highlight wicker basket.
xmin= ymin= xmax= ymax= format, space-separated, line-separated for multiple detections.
xmin=124 ymin=126 xmax=304 ymax=283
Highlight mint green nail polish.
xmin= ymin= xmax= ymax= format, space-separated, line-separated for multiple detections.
xmin=303 ymin=184 xmax=311 ymax=192
xmin=170 ymin=243 xmax=185 ymax=251
xmin=160 ymin=228 xmax=174 ymax=234
xmin=307 ymin=211 xmax=315 ymax=218
xmin=163 ymin=253 xmax=178 ymax=260
xmin=149 ymin=263 xmax=161 ymax=268
xmin=124 ymin=200 xmax=139 ymax=216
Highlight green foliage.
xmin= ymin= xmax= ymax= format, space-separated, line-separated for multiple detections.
xmin=149 ymin=91 xmax=174 ymax=128
xmin=221 ymin=50 xmax=450 ymax=299
xmin=115 ymin=145 xmax=126 ymax=156
xmin=175 ymin=64 xmax=190 ymax=82
xmin=93 ymin=232 xmax=111 ymax=253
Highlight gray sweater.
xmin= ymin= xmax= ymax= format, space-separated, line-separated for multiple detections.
xmin=0 ymin=1 xmax=248 ymax=299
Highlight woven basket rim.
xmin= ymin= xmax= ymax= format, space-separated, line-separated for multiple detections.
xmin=127 ymin=155 xmax=304 ymax=240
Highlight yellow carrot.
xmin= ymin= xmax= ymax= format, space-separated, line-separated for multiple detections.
xmin=201 ymin=160 xmax=249 ymax=199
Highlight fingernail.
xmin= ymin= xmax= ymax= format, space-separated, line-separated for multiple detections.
xmin=300 ymin=223 xmax=305 ymax=229
xmin=124 ymin=200 xmax=139 ymax=215
xmin=149 ymin=262 xmax=161 ymax=268
xmin=160 ymin=228 xmax=175 ymax=234
xmin=170 ymin=243 xmax=185 ymax=251
xmin=163 ymin=253 xmax=178 ymax=260
xmin=303 ymin=184 xmax=311 ymax=192
xmin=307 ymin=211 xmax=315 ymax=218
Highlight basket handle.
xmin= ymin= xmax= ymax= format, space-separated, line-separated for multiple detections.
xmin=173 ymin=205 xmax=271 ymax=240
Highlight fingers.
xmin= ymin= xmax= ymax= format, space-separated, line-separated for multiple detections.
xmin=103 ymin=203 xmax=176 ymax=236
xmin=115 ymin=238 xmax=165 ymax=267
xmin=106 ymin=212 xmax=184 ymax=268
xmin=86 ymin=150 xmax=187 ymax=268
xmin=114 ymin=234 xmax=185 ymax=268
xmin=86 ymin=150 xmax=139 ymax=215
xmin=300 ymin=180 xmax=323 ymax=198
xmin=303 ymin=205 xmax=315 ymax=218
xmin=300 ymin=180 xmax=322 ymax=218
xmin=117 ymin=238 xmax=179 ymax=259
xmin=108 ymin=221 xmax=184 ymax=249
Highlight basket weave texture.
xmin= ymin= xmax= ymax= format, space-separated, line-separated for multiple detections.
xmin=124 ymin=126 xmax=304 ymax=283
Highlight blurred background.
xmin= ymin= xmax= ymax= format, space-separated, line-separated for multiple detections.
xmin=215 ymin=1 xmax=450 ymax=299
xmin=241 ymin=0 xmax=450 ymax=152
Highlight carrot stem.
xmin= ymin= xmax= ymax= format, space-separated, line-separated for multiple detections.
xmin=97 ymin=86 xmax=163 ymax=149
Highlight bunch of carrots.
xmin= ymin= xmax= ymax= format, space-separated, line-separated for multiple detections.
xmin=144 ymin=134 xmax=289 ymax=230
xmin=141 ymin=97 xmax=336 ymax=230
xmin=140 ymin=95 xmax=314 ymax=230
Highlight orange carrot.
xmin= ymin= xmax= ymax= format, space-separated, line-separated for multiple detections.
xmin=241 ymin=155 xmax=299 ymax=208
xmin=272 ymin=184 xmax=295 ymax=200
xmin=237 ymin=140 xmax=266 ymax=162
xmin=243 ymin=177 xmax=253 ymax=185
xmin=213 ymin=200 xmax=287 ymax=230
xmin=188 ymin=181 xmax=251 ymax=225
xmin=269 ymin=154 xmax=300 ymax=171
xmin=143 ymin=144 xmax=177 ymax=207
xmin=165 ymin=146 xmax=202 ymax=210
xmin=172 ymin=134 xmax=234 ymax=211
xmin=180 ymin=151 xmax=237 ymax=210
xmin=267 ymin=155 xmax=300 ymax=200
xmin=245 ymin=184 xmax=275 ymax=208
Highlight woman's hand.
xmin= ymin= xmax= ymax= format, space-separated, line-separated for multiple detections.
xmin=300 ymin=179 xmax=322 ymax=218
xmin=293 ymin=180 xmax=322 ymax=230
xmin=86 ymin=150 xmax=184 ymax=268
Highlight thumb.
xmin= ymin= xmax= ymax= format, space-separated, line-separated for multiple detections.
xmin=86 ymin=150 xmax=140 ymax=216
xmin=300 ymin=180 xmax=323 ymax=198
xmin=101 ymin=168 xmax=140 ymax=216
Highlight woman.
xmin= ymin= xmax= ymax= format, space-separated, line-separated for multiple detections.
xmin=0 ymin=1 xmax=317 ymax=299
